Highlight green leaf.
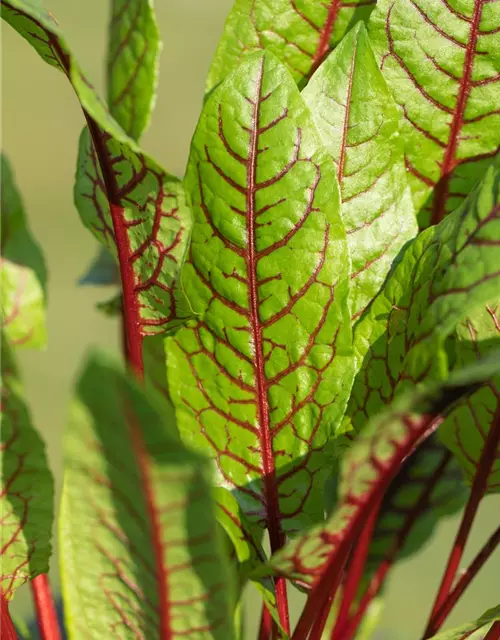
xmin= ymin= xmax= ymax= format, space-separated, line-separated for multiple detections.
xmin=167 ymin=51 xmax=353 ymax=551
xmin=0 ymin=341 xmax=54 ymax=601
xmin=2 ymin=0 xmax=191 ymax=336
xmin=60 ymin=354 xmax=235 ymax=639
xmin=261 ymin=355 xmax=500 ymax=588
xmin=440 ymin=304 xmax=500 ymax=492
xmin=206 ymin=0 xmax=376 ymax=92
xmin=0 ymin=154 xmax=46 ymax=349
xmin=74 ymin=127 xmax=191 ymax=334
xmin=365 ymin=435 xmax=467 ymax=579
xmin=345 ymin=154 xmax=500 ymax=437
xmin=302 ymin=22 xmax=417 ymax=319
xmin=427 ymin=605 xmax=500 ymax=640
xmin=107 ymin=0 xmax=161 ymax=140
xmin=368 ymin=0 xmax=500 ymax=227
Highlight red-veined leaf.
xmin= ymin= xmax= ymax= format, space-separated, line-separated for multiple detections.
xmin=60 ymin=354 xmax=235 ymax=639
xmin=167 ymin=51 xmax=353 ymax=556
xmin=206 ymin=0 xmax=376 ymax=92
xmin=344 ymin=155 xmax=500 ymax=438
xmin=302 ymin=22 xmax=417 ymax=319
xmin=258 ymin=356 xmax=500 ymax=636
xmin=0 ymin=341 xmax=53 ymax=601
xmin=107 ymin=0 xmax=161 ymax=140
xmin=368 ymin=0 xmax=500 ymax=227
xmin=440 ymin=304 xmax=500 ymax=492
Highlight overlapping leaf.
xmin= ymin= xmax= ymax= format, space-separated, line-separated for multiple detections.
xmin=167 ymin=52 xmax=353 ymax=555
xmin=74 ymin=128 xmax=190 ymax=335
xmin=427 ymin=605 xmax=500 ymax=640
xmin=260 ymin=355 xmax=500 ymax=599
xmin=302 ymin=23 xmax=417 ymax=319
xmin=440 ymin=304 xmax=500 ymax=492
xmin=365 ymin=436 xmax=466 ymax=580
xmin=2 ymin=0 xmax=191 ymax=338
xmin=1 ymin=154 xmax=46 ymax=349
xmin=206 ymin=0 xmax=376 ymax=92
xmin=345 ymin=155 xmax=500 ymax=438
xmin=60 ymin=355 xmax=234 ymax=639
xmin=0 ymin=342 xmax=53 ymax=601
xmin=107 ymin=0 xmax=161 ymax=140
xmin=368 ymin=0 xmax=500 ymax=227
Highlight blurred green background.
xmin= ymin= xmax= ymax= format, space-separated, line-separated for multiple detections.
xmin=2 ymin=1 xmax=499 ymax=637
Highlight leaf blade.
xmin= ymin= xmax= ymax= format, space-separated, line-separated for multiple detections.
xmin=368 ymin=0 xmax=500 ymax=226
xmin=168 ymin=51 xmax=353 ymax=549
xmin=60 ymin=354 xmax=235 ymax=639
xmin=107 ymin=0 xmax=161 ymax=140
xmin=206 ymin=0 xmax=376 ymax=92
xmin=302 ymin=22 xmax=417 ymax=319
xmin=0 ymin=342 xmax=54 ymax=601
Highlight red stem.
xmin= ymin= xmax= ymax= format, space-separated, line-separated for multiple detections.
xmin=309 ymin=588 xmax=336 ymax=640
xmin=484 ymin=622 xmax=500 ymax=640
xmin=258 ymin=604 xmax=273 ymax=640
xmin=1 ymin=597 xmax=18 ymax=640
xmin=31 ymin=574 xmax=62 ymax=640
xmin=332 ymin=499 xmax=382 ymax=639
xmin=424 ymin=409 xmax=500 ymax=638
xmin=425 ymin=523 xmax=500 ymax=635
xmin=343 ymin=449 xmax=453 ymax=639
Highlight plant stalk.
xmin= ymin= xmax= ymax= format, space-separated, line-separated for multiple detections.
xmin=332 ymin=499 xmax=382 ymax=639
xmin=258 ymin=603 xmax=273 ymax=640
xmin=343 ymin=449 xmax=453 ymax=639
xmin=31 ymin=574 xmax=62 ymax=640
xmin=426 ymin=523 xmax=500 ymax=634
xmin=424 ymin=409 xmax=500 ymax=638
xmin=309 ymin=588 xmax=336 ymax=640
xmin=484 ymin=622 xmax=500 ymax=640
xmin=0 ymin=597 xmax=18 ymax=640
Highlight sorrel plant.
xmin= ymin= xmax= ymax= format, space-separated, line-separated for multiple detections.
xmin=1 ymin=0 xmax=500 ymax=638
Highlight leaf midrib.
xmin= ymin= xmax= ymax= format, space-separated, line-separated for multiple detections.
xmin=245 ymin=57 xmax=285 ymax=554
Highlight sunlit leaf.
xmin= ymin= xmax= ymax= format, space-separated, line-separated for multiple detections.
xmin=302 ymin=22 xmax=417 ymax=319
xmin=107 ymin=0 xmax=161 ymax=140
xmin=60 ymin=354 xmax=235 ymax=639
xmin=261 ymin=355 xmax=500 ymax=592
xmin=0 ymin=341 xmax=53 ymax=601
xmin=167 ymin=52 xmax=353 ymax=555
xmin=0 ymin=154 xmax=46 ymax=349
xmin=345 ymin=155 xmax=500 ymax=438
xmin=206 ymin=0 xmax=376 ymax=92
xmin=368 ymin=0 xmax=500 ymax=227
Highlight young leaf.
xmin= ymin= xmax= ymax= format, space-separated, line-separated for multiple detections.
xmin=0 ymin=341 xmax=54 ymax=601
xmin=440 ymin=304 xmax=500 ymax=492
xmin=167 ymin=51 xmax=353 ymax=552
xmin=427 ymin=605 xmax=500 ymax=640
xmin=60 ymin=354 xmax=235 ymax=639
xmin=365 ymin=436 xmax=467 ymax=579
xmin=206 ymin=0 xmax=376 ymax=92
xmin=368 ymin=0 xmax=500 ymax=227
xmin=1 ymin=154 xmax=46 ymax=349
xmin=107 ymin=0 xmax=161 ymax=140
xmin=345 ymin=154 xmax=500 ymax=437
xmin=260 ymin=354 xmax=500 ymax=592
xmin=302 ymin=22 xmax=417 ymax=319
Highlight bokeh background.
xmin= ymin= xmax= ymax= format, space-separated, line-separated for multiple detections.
xmin=2 ymin=1 xmax=499 ymax=637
